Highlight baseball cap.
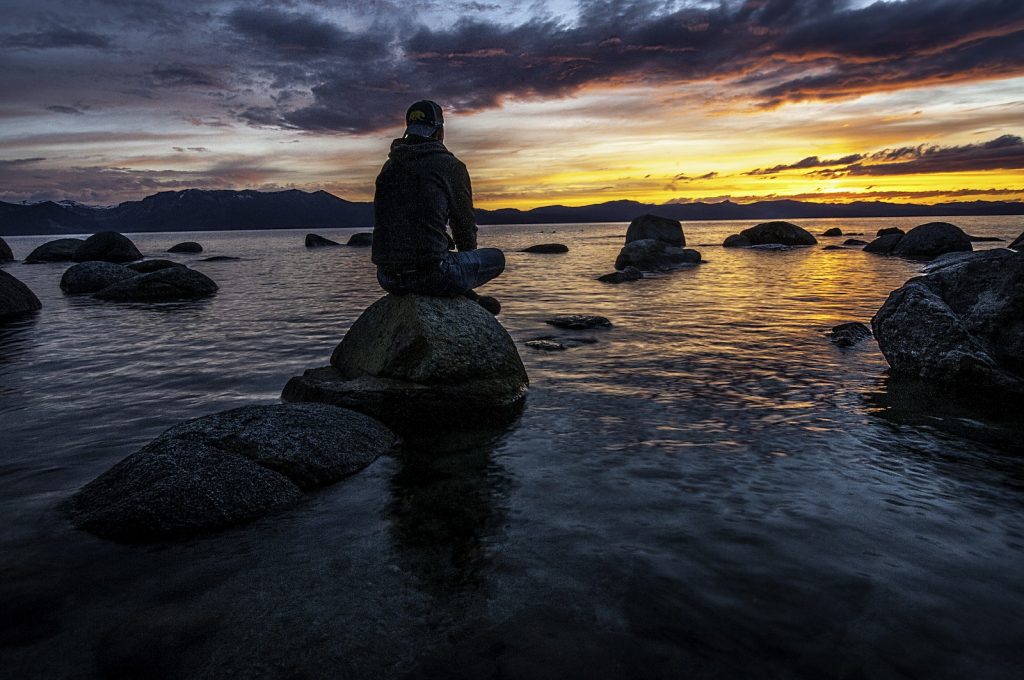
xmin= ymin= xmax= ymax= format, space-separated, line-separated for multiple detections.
xmin=405 ymin=100 xmax=444 ymax=138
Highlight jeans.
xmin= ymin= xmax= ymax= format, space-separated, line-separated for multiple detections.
xmin=377 ymin=248 xmax=505 ymax=296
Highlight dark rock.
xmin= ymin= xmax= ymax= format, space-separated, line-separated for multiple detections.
xmin=94 ymin=267 xmax=217 ymax=301
xmin=843 ymin=239 xmax=868 ymax=246
xmin=0 ymin=270 xmax=42 ymax=319
xmin=890 ymin=222 xmax=972 ymax=260
xmin=1010 ymin=231 xmax=1024 ymax=250
xmin=66 ymin=403 xmax=396 ymax=541
xmin=24 ymin=238 xmax=85 ymax=264
xmin=828 ymin=322 xmax=871 ymax=347
xmin=877 ymin=227 xmax=905 ymax=237
xmin=346 ymin=232 xmax=373 ymax=247
xmin=863 ymin=233 xmax=905 ymax=254
xmin=127 ymin=259 xmax=187 ymax=274
xmin=0 ymin=237 xmax=12 ymax=262
xmin=167 ymin=241 xmax=203 ymax=253
xmin=521 ymin=243 xmax=568 ymax=254
xmin=73 ymin=231 xmax=142 ymax=263
xmin=822 ymin=227 xmax=843 ymax=236
xmin=625 ymin=214 xmax=684 ymax=247
xmin=597 ymin=266 xmax=643 ymax=283
xmin=200 ymin=256 xmax=240 ymax=261
xmin=966 ymin=235 xmax=1003 ymax=242
xmin=921 ymin=250 xmax=989 ymax=273
xmin=527 ymin=334 xmax=599 ymax=349
xmin=722 ymin=233 xmax=752 ymax=248
xmin=871 ymin=249 xmax=1024 ymax=398
xmin=525 ymin=339 xmax=566 ymax=351
xmin=545 ymin=315 xmax=612 ymax=330
xmin=749 ymin=243 xmax=792 ymax=251
xmin=282 ymin=295 xmax=529 ymax=433
xmin=305 ymin=233 xmax=340 ymax=248
xmin=823 ymin=245 xmax=846 ymax=251
xmin=614 ymin=239 xmax=700 ymax=271
xmin=60 ymin=261 xmax=136 ymax=294
xmin=740 ymin=221 xmax=817 ymax=246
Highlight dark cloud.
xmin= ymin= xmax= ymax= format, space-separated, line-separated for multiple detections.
xmin=226 ymin=7 xmax=387 ymax=60
xmin=746 ymin=153 xmax=863 ymax=175
xmin=839 ymin=134 xmax=1024 ymax=176
xmin=148 ymin=66 xmax=223 ymax=88
xmin=3 ymin=28 xmax=111 ymax=49
xmin=673 ymin=171 xmax=719 ymax=181
xmin=46 ymin=105 xmax=86 ymax=115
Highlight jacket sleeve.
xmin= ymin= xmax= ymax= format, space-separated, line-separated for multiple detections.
xmin=448 ymin=160 xmax=478 ymax=251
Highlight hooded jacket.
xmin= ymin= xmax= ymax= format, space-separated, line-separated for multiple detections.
xmin=371 ymin=136 xmax=478 ymax=268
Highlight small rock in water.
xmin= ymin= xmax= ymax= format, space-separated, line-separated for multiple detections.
xmin=60 ymin=261 xmax=136 ymax=294
xmin=347 ymin=232 xmax=373 ymax=247
xmin=0 ymin=237 xmax=13 ymax=262
xmin=828 ymin=322 xmax=872 ymax=347
xmin=305 ymin=233 xmax=340 ymax=248
xmin=966 ymin=234 xmax=1004 ymax=242
xmin=823 ymin=245 xmax=846 ymax=251
xmin=545 ymin=315 xmax=612 ymax=330
xmin=24 ymin=238 xmax=85 ymax=264
xmin=822 ymin=227 xmax=843 ymax=236
xmin=521 ymin=243 xmax=568 ymax=253
xmin=127 ymin=259 xmax=187 ymax=274
xmin=1 ymin=270 xmax=42 ymax=319
xmin=597 ymin=267 xmax=643 ymax=283
xmin=167 ymin=241 xmax=203 ymax=253
xmin=749 ymin=243 xmax=792 ymax=251
xmin=843 ymin=239 xmax=868 ymax=246
xmin=525 ymin=339 xmax=566 ymax=351
xmin=73 ymin=231 xmax=142 ymax=263
xmin=200 ymin=255 xmax=240 ymax=261
xmin=739 ymin=221 xmax=817 ymax=246
xmin=877 ymin=227 xmax=905 ymax=237
xmin=94 ymin=267 xmax=217 ymax=301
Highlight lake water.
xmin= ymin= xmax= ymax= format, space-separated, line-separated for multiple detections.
xmin=1 ymin=218 xmax=1023 ymax=679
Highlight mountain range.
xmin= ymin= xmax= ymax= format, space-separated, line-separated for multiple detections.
xmin=1 ymin=188 xmax=1022 ymax=236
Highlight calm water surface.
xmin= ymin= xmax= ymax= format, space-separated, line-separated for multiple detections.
xmin=1 ymin=218 xmax=1023 ymax=679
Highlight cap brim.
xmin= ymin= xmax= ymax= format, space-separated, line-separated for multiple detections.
xmin=405 ymin=122 xmax=439 ymax=137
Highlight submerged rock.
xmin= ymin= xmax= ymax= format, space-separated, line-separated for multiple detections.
xmin=283 ymin=294 xmax=529 ymax=432
xmin=614 ymin=239 xmax=700 ymax=271
xmin=545 ymin=315 xmax=612 ymax=330
xmin=871 ymin=249 xmax=1024 ymax=398
xmin=828 ymin=322 xmax=871 ymax=347
xmin=823 ymin=245 xmax=846 ymax=251
xmin=843 ymin=239 xmax=868 ymax=246
xmin=60 ymin=261 xmax=136 ymax=294
xmin=749 ymin=243 xmax=792 ymax=251
xmin=863 ymin=233 xmax=904 ymax=254
xmin=966 ymin=234 xmax=1003 ymax=242
xmin=167 ymin=241 xmax=203 ymax=253
xmin=625 ymin=214 xmax=684 ymax=247
xmin=822 ymin=227 xmax=843 ymax=236
xmin=305 ymin=233 xmax=340 ymax=248
xmin=722 ymin=233 xmax=752 ymax=248
xmin=66 ymin=403 xmax=396 ymax=541
xmin=0 ymin=270 xmax=42 ymax=319
xmin=521 ymin=243 xmax=568 ymax=253
xmin=200 ymin=255 xmax=240 ymax=262
xmin=597 ymin=266 xmax=643 ymax=284
xmin=740 ymin=221 xmax=817 ymax=246
xmin=0 ymin=237 xmax=12 ymax=262
xmin=24 ymin=238 xmax=85 ymax=264
xmin=73 ymin=231 xmax=142 ymax=263
xmin=891 ymin=222 xmax=972 ymax=260
xmin=346 ymin=232 xmax=374 ymax=247
xmin=94 ymin=267 xmax=217 ymax=301
xmin=524 ymin=339 xmax=566 ymax=351
xmin=127 ymin=259 xmax=187 ymax=274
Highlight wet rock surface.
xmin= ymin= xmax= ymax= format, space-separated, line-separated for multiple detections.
xmin=167 ymin=242 xmax=203 ymax=253
xmin=625 ymin=214 xmax=684 ymax=247
xmin=73 ymin=231 xmax=143 ymax=263
xmin=521 ymin=243 xmax=569 ymax=253
xmin=872 ymin=248 xmax=1024 ymax=398
xmin=66 ymin=403 xmax=396 ymax=541
xmin=24 ymin=238 xmax=85 ymax=264
xmin=305 ymin=234 xmax=340 ymax=248
xmin=0 ymin=270 xmax=42 ymax=319
xmin=94 ymin=267 xmax=217 ymax=301
xmin=828 ymin=322 xmax=872 ymax=347
xmin=347 ymin=232 xmax=374 ymax=247
xmin=545 ymin=315 xmax=612 ymax=330
xmin=60 ymin=261 xmax=136 ymax=294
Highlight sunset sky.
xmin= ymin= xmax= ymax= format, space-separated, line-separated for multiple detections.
xmin=1 ymin=0 xmax=1022 ymax=209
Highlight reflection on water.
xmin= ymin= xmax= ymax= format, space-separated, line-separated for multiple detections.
xmin=1 ymin=218 xmax=1023 ymax=679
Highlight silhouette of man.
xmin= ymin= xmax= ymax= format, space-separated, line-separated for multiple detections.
xmin=372 ymin=100 xmax=504 ymax=314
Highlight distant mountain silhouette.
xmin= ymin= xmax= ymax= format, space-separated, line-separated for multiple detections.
xmin=1 ymin=189 xmax=1021 ymax=236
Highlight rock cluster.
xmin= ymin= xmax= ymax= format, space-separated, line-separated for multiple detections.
xmin=723 ymin=221 xmax=817 ymax=248
xmin=283 ymin=294 xmax=529 ymax=433
xmin=610 ymin=214 xmax=701 ymax=272
xmin=871 ymin=248 xmax=1024 ymax=398
xmin=60 ymin=262 xmax=137 ymax=294
xmin=66 ymin=403 xmax=396 ymax=541
xmin=863 ymin=222 xmax=972 ymax=260
xmin=61 ymin=261 xmax=217 ymax=301
xmin=1 ymin=270 xmax=42 ymax=319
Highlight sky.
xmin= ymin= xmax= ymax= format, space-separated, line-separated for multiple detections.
xmin=1 ymin=0 xmax=1023 ymax=209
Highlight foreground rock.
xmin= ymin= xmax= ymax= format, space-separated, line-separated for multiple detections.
xmin=614 ymin=239 xmax=700 ymax=271
xmin=597 ymin=266 xmax=643 ymax=284
xmin=167 ymin=241 xmax=202 ymax=253
xmin=60 ymin=262 xmax=136 ymax=294
xmin=1009 ymin=231 xmax=1023 ymax=250
xmin=67 ymin=403 xmax=396 ymax=541
xmin=625 ymin=214 xmax=684 ymax=247
xmin=0 ymin=237 xmax=12 ymax=262
xmin=347 ymin=232 xmax=373 ymax=247
xmin=1 ymin=270 xmax=42 ymax=319
xmin=723 ymin=221 xmax=817 ymax=247
xmin=892 ymin=222 xmax=972 ymax=259
xmin=871 ymin=249 xmax=1024 ymax=398
xmin=305 ymin=233 xmax=340 ymax=248
xmin=521 ymin=243 xmax=568 ymax=253
xmin=283 ymin=295 xmax=529 ymax=433
xmin=94 ymin=267 xmax=217 ymax=301
xmin=73 ymin=231 xmax=143 ymax=263
xmin=828 ymin=322 xmax=871 ymax=347
xmin=24 ymin=238 xmax=85 ymax=264
xmin=127 ymin=259 xmax=187 ymax=274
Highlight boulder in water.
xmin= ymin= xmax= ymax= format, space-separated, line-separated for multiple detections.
xmin=167 ymin=241 xmax=203 ymax=253
xmin=863 ymin=233 xmax=904 ymax=254
xmin=521 ymin=243 xmax=568 ymax=254
xmin=822 ymin=227 xmax=843 ymax=236
xmin=127 ymin=259 xmax=187 ymax=274
xmin=94 ymin=267 xmax=217 ymax=301
xmin=282 ymin=294 xmax=529 ymax=433
xmin=871 ymin=249 xmax=1024 ymax=398
xmin=0 ymin=270 xmax=42 ymax=319
xmin=828 ymin=322 xmax=871 ymax=347
xmin=891 ymin=222 xmax=972 ymax=260
xmin=73 ymin=231 xmax=142 ymax=263
xmin=723 ymin=233 xmax=752 ymax=248
xmin=60 ymin=261 xmax=136 ymax=294
xmin=66 ymin=403 xmax=396 ymax=541
xmin=614 ymin=239 xmax=700 ymax=271
xmin=305 ymin=233 xmax=340 ymax=248
xmin=346 ymin=232 xmax=373 ymax=247
xmin=24 ymin=238 xmax=85 ymax=264
xmin=739 ymin=221 xmax=817 ymax=246
xmin=0 ymin=237 xmax=13 ymax=262
xmin=597 ymin=266 xmax=643 ymax=284
xmin=625 ymin=214 xmax=684 ymax=247
xmin=877 ymin=227 xmax=905 ymax=237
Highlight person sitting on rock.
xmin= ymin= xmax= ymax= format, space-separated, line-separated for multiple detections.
xmin=371 ymin=99 xmax=504 ymax=315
